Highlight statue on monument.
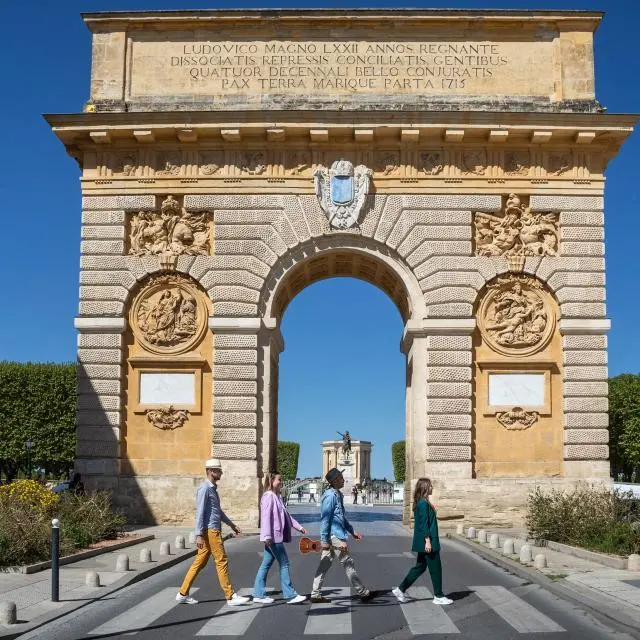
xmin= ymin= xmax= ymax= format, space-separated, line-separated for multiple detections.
xmin=336 ymin=430 xmax=352 ymax=460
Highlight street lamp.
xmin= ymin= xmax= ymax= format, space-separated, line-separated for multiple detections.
xmin=25 ymin=441 xmax=34 ymax=479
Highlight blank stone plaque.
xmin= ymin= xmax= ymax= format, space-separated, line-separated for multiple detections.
xmin=139 ymin=372 xmax=195 ymax=405
xmin=488 ymin=373 xmax=545 ymax=407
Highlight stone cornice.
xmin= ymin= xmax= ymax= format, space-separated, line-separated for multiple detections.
xmin=559 ymin=319 xmax=611 ymax=335
xmin=74 ymin=317 xmax=126 ymax=333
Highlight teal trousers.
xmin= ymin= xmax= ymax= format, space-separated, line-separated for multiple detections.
xmin=398 ymin=551 xmax=443 ymax=597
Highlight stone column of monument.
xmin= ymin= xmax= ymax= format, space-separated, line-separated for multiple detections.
xmin=48 ymin=9 xmax=636 ymax=527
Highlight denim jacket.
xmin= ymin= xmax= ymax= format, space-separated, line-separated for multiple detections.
xmin=320 ymin=488 xmax=355 ymax=544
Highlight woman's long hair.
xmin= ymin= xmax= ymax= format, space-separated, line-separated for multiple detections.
xmin=412 ymin=477 xmax=433 ymax=512
xmin=263 ymin=471 xmax=281 ymax=493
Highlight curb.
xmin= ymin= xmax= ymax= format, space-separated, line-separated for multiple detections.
xmin=0 ymin=534 xmax=255 ymax=640
xmin=0 ymin=535 xmax=156 ymax=575
xmin=541 ymin=539 xmax=627 ymax=570
xmin=447 ymin=533 xmax=640 ymax=638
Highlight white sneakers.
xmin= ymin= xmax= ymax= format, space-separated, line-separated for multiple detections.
xmin=252 ymin=596 xmax=274 ymax=604
xmin=392 ymin=588 xmax=453 ymax=606
xmin=287 ymin=594 xmax=307 ymax=604
xmin=392 ymin=587 xmax=408 ymax=603
xmin=227 ymin=593 xmax=251 ymax=606
xmin=175 ymin=593 xmax=198 ymax=605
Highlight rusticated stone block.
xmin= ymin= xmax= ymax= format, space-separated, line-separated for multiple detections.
xmin=210 ymin=255 xmax=271 ymax=279
xmin=559 ymin=211 xmax=604 ymax=226
xmin=426 ymin=445 xmax=471 ymax=461
xmin=561 ymin=302 xmax=606 ymax=318
xmin=201 ymin=270 xmax=263 ymax=291
xmin=530 ymin=195 xmax=603 ymax=211
xmin=79 ymin=300 xmax=124 ymax=316
xmin=214 ymin=365 xmax=257 ymax=380
xmin=563 ymin=366 xmax=608 ymax=382
xmin=402 ymin=195 xmax=501 ymax=211
xmin=214 ymin=381 xmax=257 ymax=396
xmin=565 ymin=413 xmax=608 ymax=428
xmin=563 ymin=396 xmax=608 ymax=413
xmin=77 ymin=394 xmax=121 ymax=411
xmin=210 ymin=286 xmax=260 ymax=304
xmin=214 ymin=397 xmax=257 ymax=411
xmin=81 ymin=225 xmax=125 ymax=240
xmin=556 ymin=287 xmax=605 ymax=303
xmin=564 ymin=381 xmax=607 ymax=397
xmin=428 ymin=398 xmax=472 ymax=413
xmin=82 ymin=210 xmax=126 ymax=225
xmin=77 ymin=410 xmax=121 ymax=427
xmin=426 ymin=351 xmax=472 ymax=367
xmin=78 ymin=333 xmax=123 ymax=349
xmin=214 ymin=350 xmax=258 ymax=365
xmin=426 ymin=430 xmax=472 ymax=445
xmin=212 ymin=428 xmax=257 ymax=443
xmin=426 ymin=335 xmax=472 ymax=351
xmin=420 ymin=271 xmax=485 ymax=292
xmin=81 ymin=240 xmax=125 ymax=255
xmin=563 ymin=350 xmax=607 ymax=366
xmin=406 ymin=241 xmax=472 ymax=269
xmin=547 ymin=271 xmax=605 ymax=291
xmin=427 ymin=382 xmax=472 ymax=398
xmin=564 ymin=444 xmax=609 ymax=460
xmin=563 ymin=335 xmax=607 ymax=350
xmin=78 ymin=364 xmax=122 ymax=379
xmin=211 ymin=443 xmax=257 ymax=459
xmin=79 ymin=286 xmax=128 ymax=302
xmin=77 ymin=349 xmax=122 ymax=365
xmin=426 ymin=367 xmax=472 ymax=382
xmin=185 ymin=194 xmax=284 ymax=210
xmin=214 ymin=412 xmax=257 ymax=427
xmin=427 ymin=302 xmax=473 ymax=317
xmin=83 ymin=195 xmax=155 ymax=211
xmin=425 ymin=414 xmax=472 ymax=430
xmin=81 ymin=255 xmax=127 ymax=270
xmin=564 ymin=429 xmax=608 ymax=444
xmin=214 ymin=302 xmax=258 ymax=316
xmin=77 ymin=378 xmax=121 ymax=395
xmin=424 ymin=287 xmax=477 ymax=306
xmin=79 ymin=271 xmax=137 ymax=289
xmin=214 ymin=334 xmax=258 ymax=349
xmin=561 ymin=242 xmax=605 ymax=257
xmin=561 ymin=226 xmax=604 ymax=242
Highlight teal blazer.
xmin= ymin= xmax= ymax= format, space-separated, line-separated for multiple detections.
xmin=411 ymin=498 xmax=440 ymax=553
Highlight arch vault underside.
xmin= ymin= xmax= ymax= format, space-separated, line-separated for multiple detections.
xmin=48 ymin=8 xmax=637 ymax=526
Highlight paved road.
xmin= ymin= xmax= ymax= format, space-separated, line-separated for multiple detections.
xmin=20 ymin=507 xmax=634 ymax=639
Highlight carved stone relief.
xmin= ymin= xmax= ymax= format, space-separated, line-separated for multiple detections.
xmin=145 ymin=406 xmax=190 ymax=430
xmin=240 ymin=152 xmax=267 ymax=175
xmin=547 ymin=152 xmax=572 ymax=176
xmin=286 ymin=151 xmax=311 ymax=175
xmin=130 ymin=274 xmax=208 ymax=355
xmin=199 ymin=151 xmax=224 ymax=175
xmin=373 ymin=152 xmax=400 ymax=176
xmin=419 ymin=151 xmax=444 ymax=175
xmin=113 ymin=153 xmax=137 ymax=176
xmin=461 ymin=150 xmax=486 ymax=175
xmin=155 ymin=152 xmax=182 ymax=176
xmin=475 ymin=193 xmax=558 ymax=258
xmin=478 ymin=275 xmax=555 ymax=357
xmin=504 ymin=151 xmax=530 ymax=176
xmin=129 ymin=195 xmax=211 ymax=257
xmin=495 ymin=407 xmax=539 ymax=429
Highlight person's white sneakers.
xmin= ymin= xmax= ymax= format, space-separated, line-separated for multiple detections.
xmin=253 ymin=596 xmax=274 ymax=604
xmin=227 ymin=593 xmax=250 ymax=606
xmin=392 ymin=587 xmax=408 ymax=603
xmin=287 ymin=594 xmax=307 ymax=604
xmin=175 ymin=593 xmax=198 ymax=604
xmin=432 ymin=596 xmax=453 ymax=605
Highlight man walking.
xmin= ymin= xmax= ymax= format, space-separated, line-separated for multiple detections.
xmin=176 ymin=459 xmax=249 ymax=606
xmin=310 ymin=468 xmax=373 ymax=603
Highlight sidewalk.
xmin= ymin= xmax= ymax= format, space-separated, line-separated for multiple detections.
xmin=450 ymin=525 xmax=640 ymax=634
xmin=0 ymin=525 xmax=201 ymax=638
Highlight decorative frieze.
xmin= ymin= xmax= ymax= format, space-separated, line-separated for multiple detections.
xmin=145 ymin=406 xmax=190 ymax=430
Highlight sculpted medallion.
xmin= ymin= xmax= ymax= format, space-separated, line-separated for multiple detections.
xmin=373 ymin=152 xmax=400 ymax=176
xmin=504 ymin=151 xmax=530 ymax=176
xmin=199 ymin=151 xmax=224 ymax=176
xmin=461 ymin=150 xmax=486 ymax=176
xmin=475 ymin=194 xmax=558 ymax=258
xmin=314 ymin=159 xmax=372 ymax=229
xmin=420 ymin=151 xmax=444 ymax=176
xmin=130 ymin=275 xmax=208 ymax=355
xmin=241 ymin=152 xmax=267 ymax=175
xmin=547 ymin=152 xmax=572 ymax=176
xmin=129 ymin=195 xmax=211 ymax=257
xmin=479 ymin=275 xmax=555 ymax=357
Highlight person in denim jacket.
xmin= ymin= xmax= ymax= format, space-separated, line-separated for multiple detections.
xmin=310 ymin=467 xmax=374 ymax=603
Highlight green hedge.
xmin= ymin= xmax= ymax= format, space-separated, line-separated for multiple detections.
xmin=392 ymin=440 xmax=406 ymax=482
xmin=277 ymin=441 xmax=300 ymax=480
xmin=0 ymin=362 xmax=76 ymax=482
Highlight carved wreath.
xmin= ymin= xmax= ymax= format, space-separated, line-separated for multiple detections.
xmin=146 ymin=406 xmax=190 ymax=430
xmin=495 ymin=407 xmax=539 ymax=430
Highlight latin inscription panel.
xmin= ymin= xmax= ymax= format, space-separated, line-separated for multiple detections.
xmin=128 ymin=35 xmax=554 ymax=100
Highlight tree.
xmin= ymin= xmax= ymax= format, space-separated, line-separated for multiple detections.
xmin=276 ymin=441 xmax=300 ymax=480
xmin=0 ymin=362 xmax=76 ymax=482
xmin=609 ymin=374 xmax=640 ymax=481
xmin=391 ymin=440 xmax=406 ymax=482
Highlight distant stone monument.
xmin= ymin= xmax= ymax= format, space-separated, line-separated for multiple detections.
xmin=322 ymin=436 xmax=372 ymax=503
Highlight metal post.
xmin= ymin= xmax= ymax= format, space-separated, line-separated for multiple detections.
xmin=51 ymin=519 xmax=60 ymax=602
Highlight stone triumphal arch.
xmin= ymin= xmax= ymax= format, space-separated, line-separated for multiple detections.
xmin=48 ymin=9 xmax=636 ymax=526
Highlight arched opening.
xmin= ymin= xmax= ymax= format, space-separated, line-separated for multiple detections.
xmin=259 ymin=245 xmax=422 ymax=517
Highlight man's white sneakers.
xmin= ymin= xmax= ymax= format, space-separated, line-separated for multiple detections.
xmin=287 ymin=594 xmax=307 ymax=604
xmin=391 ymin=587 xmax=408 ymax=603
xmin=227 ymin=593 xmax=251 ymax=606
xmin=252 ymin=596 xmax=274 ymax=604
xmin=433 ymin=596 xmax=453 ymax=605
xmin=175 ymin=593 xmax=198 ymax=604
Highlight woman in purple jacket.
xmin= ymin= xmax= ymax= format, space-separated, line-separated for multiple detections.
xmin=252 ymin=472 xmax=308 ymax=604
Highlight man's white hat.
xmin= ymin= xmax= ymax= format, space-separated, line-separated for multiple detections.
xmin=204 ymin=458 xmax=222 ymax=469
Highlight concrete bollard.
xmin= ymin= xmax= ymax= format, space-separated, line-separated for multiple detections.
xmin=139 ymin=548 xmax=152 ymax=563
xmin=116 ymin=554 xmax=129 ymax=572
xmin=85 ymin=571 xmax=101 ymax=587
xmin=502 ymin=539 xmax=515 ymax=555
xmin=534 ymin=554 xmax=547 ymax=569
xmin=175 ymin=535 xmax=186 ymax=550
xmin=489 ymin=533 xmax=500 ymax=549
xmin=456 ymin=524 xmax=464 ymax=535
xmin=628 ymin=554 xmax=640 ymax=571
xmin=0 ymin=601 xmax=17 ymax=625
xmin=188 ymin=531 xmax=197 ymax=544
xmin=519 ymin=544 xmax=533 ymax=563
xmin=467 ymin=527 xmax=477 ymax=539
xmin=477 ymin=529 xmax=487 ymax=543
xmin=159 ymin=541 xmax=171 ymax=556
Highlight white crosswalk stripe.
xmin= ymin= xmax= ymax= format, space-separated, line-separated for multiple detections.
xmin=196 ymin=588 xmax=266 ymax=636
xmin=304 ymin=587 xmax=352 ymax=635
xmin=401 ymin=586 xmax=461 ymax=634
xmin=471 ymin=585 xmax=565 ymax=633
xmin=87 ymin=587 xmax=198 ymax=636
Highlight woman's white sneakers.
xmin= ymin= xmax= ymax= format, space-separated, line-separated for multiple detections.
xmin=287 ymin=594 xmax=307 ymax=604
xmin=391 ymin=587 xmax=408 ymax=603
xmin=433 ymin=596 xmax=453 ymax=605
xmin=227 ymin=593 xmax=251 ymax=606
xmin=175 ymin=593 xmax=198 ymax=604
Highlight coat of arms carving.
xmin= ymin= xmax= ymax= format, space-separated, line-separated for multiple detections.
xmin=314 ymin=160 xmax=372 ymax=230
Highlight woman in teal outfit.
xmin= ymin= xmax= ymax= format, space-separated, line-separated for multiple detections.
xmin=392 ymin=477 xmax=453 ymax=605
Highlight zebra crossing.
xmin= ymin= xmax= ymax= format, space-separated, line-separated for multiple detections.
xmin=84 ymin=584 xmax=566 ymax=637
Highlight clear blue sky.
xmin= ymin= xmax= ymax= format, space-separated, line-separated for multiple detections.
xmin=1 ymin=1 xmax=638 ymax=479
